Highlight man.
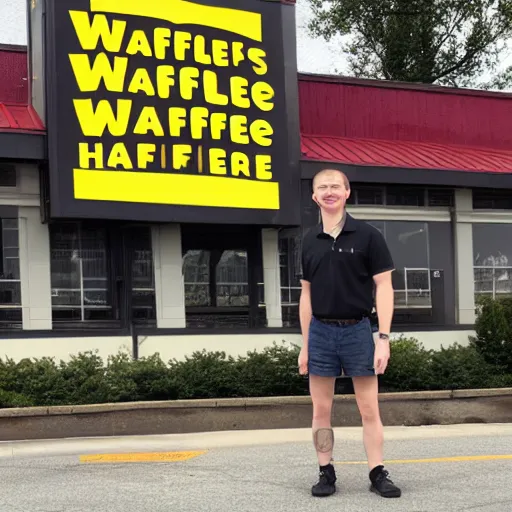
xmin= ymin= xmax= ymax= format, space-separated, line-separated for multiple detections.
xmin=298 ymin=168 xmax=401 ymax=499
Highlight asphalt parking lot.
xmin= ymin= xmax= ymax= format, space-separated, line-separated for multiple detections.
xmin=1 ymin=424 xmax=511 ymax=512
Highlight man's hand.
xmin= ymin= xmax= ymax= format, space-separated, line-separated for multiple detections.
xmin=374 ymin=338 xmax=390 ymax=374
xmin=298 ymin=347 xmax=308 ymax=375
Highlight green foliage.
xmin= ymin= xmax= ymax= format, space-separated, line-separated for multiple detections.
xmin=0 ymin=334 xmax=510 ymax=408
xmin=380 ymin=337 xmax=433 ymax=391
xmin=307 ymin=0 xmax=512 ymax=89
xmin=472 ymin=295 xmax=512 ymax=372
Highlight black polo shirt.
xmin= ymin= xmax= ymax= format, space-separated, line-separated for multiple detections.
xmin=301 ymin=213 xmax=394 ymax=319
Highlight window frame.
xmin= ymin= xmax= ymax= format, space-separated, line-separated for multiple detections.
xmin=48 ymin=220 xmax=156 ymax=329
xmin=0 ymin=209 xmax=22 ymax=330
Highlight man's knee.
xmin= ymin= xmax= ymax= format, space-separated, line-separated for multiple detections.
xmin=312 ymin=399 xmax=332 ymax=421
xmin=358 ymin=402 xmax=380 ymax=423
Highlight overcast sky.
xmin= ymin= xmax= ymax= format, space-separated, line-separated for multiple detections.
xmin=1 ymin=0 xmax=510 ymax=87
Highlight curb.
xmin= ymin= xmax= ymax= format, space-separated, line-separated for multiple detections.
xmin=0 ymin=388 xmax=511 ymax=441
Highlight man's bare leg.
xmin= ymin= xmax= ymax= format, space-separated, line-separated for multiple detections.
xmin=309 ymin=374 xmax=337 ymax=496
xmin=352 ymin=375 xmax=383 ymax=469
xmin=353 ymin=375 xmax=401 ymax=498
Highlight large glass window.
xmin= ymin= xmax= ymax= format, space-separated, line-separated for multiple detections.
xmin=0 ymin=217 xmax=21 ymax=328
xmin=345 ymin=184 xmax=454 ymax=207
xmin=183 ymin=249 xmax=251 ymax=328
xmin=50 ymin=222 xmax=156 ymax=326
xmin=368 ymin=221 xmax=431 ymax=308
xmin=279 ymin=230 xmax=302 ymax=327
xmin=50 ymin=222 xmax=113 ymax=323
xmin=183 ymin=249 xmax=249 ymax=307
xmin=130 ymin=226 xmax=156 ymax=324
xmin=473 ymin=224 xmax=512 ymax=300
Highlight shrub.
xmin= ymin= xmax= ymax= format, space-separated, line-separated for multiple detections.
xmin=472 ymin=296 xmax=512 ymax=372
xmin=380 ymin=337 xmax=433 ymax=392
xmin=167 ymin=350 xmax=240 ymax=399
xmin=429 ymin=343 xmax=497 ymax=390
xmin=0 ymin=337 xmax=510 ymax=408
xmin=236 ymin=343 xmax=306 ymax=397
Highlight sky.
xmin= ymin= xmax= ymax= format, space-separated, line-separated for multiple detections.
xmin=1 ymin=0 xmax=510 ymax=87
xmin=0 ymin=0 xmax=349 ymax=75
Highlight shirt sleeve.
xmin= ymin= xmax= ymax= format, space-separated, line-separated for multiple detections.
xmin=367 ymin=228 xmax=395 ymax=276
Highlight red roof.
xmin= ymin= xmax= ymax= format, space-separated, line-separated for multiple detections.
xmin=299 ymin=73 xmax=512 ymax=153
xmin=301 ymin=134 xmax=512 ymax=174
xmin=0 ymin=103 xmax=45 ymax=133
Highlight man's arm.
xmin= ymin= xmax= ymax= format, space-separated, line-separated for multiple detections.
xmin=299 ymin=279 xmax=312 ymax=348
xmin=373 ymin=270 xmax=394 ymax=336
xmin=298 ymin=279 xmax=312 ymax=375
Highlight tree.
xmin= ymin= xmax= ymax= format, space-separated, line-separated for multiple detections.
xmin=307 ymin=0 xmax=512 ymax=89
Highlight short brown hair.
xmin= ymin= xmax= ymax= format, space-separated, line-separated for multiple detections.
xmin=312 ymin=168 xmax=350 ymax=190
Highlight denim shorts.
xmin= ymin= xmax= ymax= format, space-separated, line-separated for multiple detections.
xmin=308 ymin=317 xmax=375 ymax=378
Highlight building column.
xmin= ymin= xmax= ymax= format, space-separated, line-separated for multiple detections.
xmin=261 ymin=228 xmax=282 ymax=327
xmin=152 ymin=224 xmax=186 ymax=328
xmin=453 ymin=189 xmax=476 ymax=324
xmin=19 ymin=206 xmax=52 ymax=329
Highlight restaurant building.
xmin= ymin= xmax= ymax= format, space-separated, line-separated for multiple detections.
xmin=1 ymin=0 xmax=512 ymax=362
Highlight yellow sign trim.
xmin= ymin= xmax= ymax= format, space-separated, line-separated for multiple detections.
xmin=90 ymin=0 xmax=263 ymax=42
xmin=73 ymin=169 xmax=280 ymax=209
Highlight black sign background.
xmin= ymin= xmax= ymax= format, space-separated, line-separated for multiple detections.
xmin=44 ymin=0 xmax=301 ymax=225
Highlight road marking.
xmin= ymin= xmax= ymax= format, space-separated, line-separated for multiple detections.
xmin=335 ymin=454 xmax=512 ymax=465
xmin=80 ymin=450 xmax=207 ymax=464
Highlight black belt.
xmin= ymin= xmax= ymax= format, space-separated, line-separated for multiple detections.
xmin=315 ymin=317 xmax=364 ymax=326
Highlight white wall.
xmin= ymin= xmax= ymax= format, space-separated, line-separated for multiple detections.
xmin=0 ymin=337 xmax=133 ymax=363
xmin=0 ymin=0 xmax=27 ymax=45
xmin=0 ymin=330 xmax=474 ymax=363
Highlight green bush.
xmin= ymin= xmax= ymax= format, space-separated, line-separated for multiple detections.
xmin=380 ymin=337 xmax=433 ymax=392
xmin=472 ymin=296 xmax=512 ymax=373
xmin=429 ymin=343 xmax=498 ymax=391
xmin=0 ymin=337 xmax=510 ymax=408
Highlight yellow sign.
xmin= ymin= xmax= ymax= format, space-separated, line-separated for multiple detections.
xmin=44 ymin=0 xmax=300 ymax=222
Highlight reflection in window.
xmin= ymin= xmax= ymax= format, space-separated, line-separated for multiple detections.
xmin=473 ymin=224 xmax=512 ymax=300
xmin=279 ymin=230 xmax=302 ymax=327
xmin=183 ymin=250 xmax=249 ymax=307
xmin=130 ymin=227 xmax=156 ymax=324
xmin=368 ymin=221 xmax=431 ymax=308
xmin=0 ymin=218 xmax=22 ymax=328
xmin=50 ymin=223 xmax=113 ymax=323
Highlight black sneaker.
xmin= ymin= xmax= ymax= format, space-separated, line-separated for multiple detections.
xmin=369 ymin=465 xmax=401 ymax=498
xmin=311 ymin=463 xmax=337 ymax=497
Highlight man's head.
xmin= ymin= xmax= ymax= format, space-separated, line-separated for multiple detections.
xmin=312 ymin=169 xmax=351 ymax=213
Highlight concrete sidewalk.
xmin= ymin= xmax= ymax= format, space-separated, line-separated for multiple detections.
xmin=1 ymin=422 xmax=511 ymax=458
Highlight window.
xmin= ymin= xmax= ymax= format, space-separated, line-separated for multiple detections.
xmin=368 ymin=220 xmax=432 ymax=308
xmin=50 ymin=222 xmax=114 ymax=323
xmin=183 ymin=249 xmax=249 ymax=308
xmin=183 ymin=249 xmax=252 ymax=327
xmin=345 ymin=183 xmax=453 ymax=208
xmin=473 ymin=189 xmax=512 ymax=210
xmin=130 ymin=226 xmax=156 ymax=324
xmin=0 ymin=218 xmax=21 ymax=328
xmin=473 ymin=224 xmax=512 ymax=300
xmin=49 ymin=222 xmax=156 ymax=326
xmin=0 ymin=164 xmax=17 ymax=188
xmin=279 ymin=229 xmax=302 ymax=327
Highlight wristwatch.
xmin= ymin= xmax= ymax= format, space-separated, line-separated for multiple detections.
xmin=378 ymin=332 xmax=390 ymax=341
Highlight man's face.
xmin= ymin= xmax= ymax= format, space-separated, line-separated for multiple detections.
xmin=312 ymin=171 xmax=350 ymax=213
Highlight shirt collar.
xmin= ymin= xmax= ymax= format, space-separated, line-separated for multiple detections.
xmin=314 ymin=212 xmax=357 ymax=238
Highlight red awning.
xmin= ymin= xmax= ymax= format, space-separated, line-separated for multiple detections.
xmin=301 ymin=134 xmax=512 ymax=174
xmin=0 ymin=103 xmax=45 ymax=134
